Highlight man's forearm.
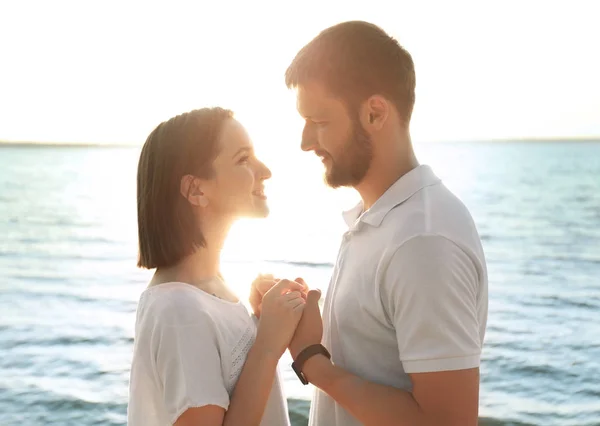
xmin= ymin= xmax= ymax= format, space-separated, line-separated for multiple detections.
xmin=303 ymin=356 xmax=435 ymax=426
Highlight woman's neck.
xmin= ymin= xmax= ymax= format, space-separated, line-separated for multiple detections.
xmin=150 ymin=214 xmax=237 ymax=299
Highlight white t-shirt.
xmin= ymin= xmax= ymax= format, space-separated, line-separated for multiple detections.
xmin=127 ymin=282 xmax=290 ymax=426
xmin=309 ymin=165 xmax=488 ymax=426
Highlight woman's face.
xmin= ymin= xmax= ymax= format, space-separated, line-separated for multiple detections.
xmin=201 ymin=118 xmax=272 ymax=218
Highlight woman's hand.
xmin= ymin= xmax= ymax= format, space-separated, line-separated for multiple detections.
xmin=250 ymin=274 xmax=308 ymax=318
xmin=255 ymin=279 xmax=307 ymax=357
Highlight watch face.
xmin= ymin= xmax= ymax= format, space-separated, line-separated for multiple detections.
xmin=298 ymin=371 xmax=308 ymax=385
xmin=292 ymin=362 xmax=309 ymax=385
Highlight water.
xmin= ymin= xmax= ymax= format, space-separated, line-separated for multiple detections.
xmin=1 ymin=141 xmax=599 ymax=426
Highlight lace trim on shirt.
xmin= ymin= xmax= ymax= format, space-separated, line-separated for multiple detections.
xmin=226 ymin=323 xmax=256 ymax=392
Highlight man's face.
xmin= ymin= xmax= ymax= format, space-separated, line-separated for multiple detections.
xmin=296 ymin=82 xmax=372 ymax=188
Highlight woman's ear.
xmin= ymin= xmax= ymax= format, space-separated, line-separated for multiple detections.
xmin=180 ymin=175 xmax=209 ymax=207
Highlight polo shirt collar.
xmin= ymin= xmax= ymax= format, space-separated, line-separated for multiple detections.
xmin=342 ymin=165 xmax=441 ymax=228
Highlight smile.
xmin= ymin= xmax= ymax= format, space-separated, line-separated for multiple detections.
xmin=252 ymin=189 xmax=267 ymax=200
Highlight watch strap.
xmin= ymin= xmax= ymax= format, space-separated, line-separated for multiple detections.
xmin=291 ymin=344 xmax=331 ymax=385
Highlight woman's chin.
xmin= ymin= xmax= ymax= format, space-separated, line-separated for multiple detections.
xmin=251 ymin=205 xmax=270 ymax=219
xmin=241 ymin=202 xmax=270 ymax=219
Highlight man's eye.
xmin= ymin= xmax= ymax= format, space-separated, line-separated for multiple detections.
xmin=238 ymin=156 xmax=250 ymax=164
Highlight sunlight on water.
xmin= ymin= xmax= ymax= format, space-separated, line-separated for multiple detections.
xmin=1 ymin=142 xmax=600 ymax=425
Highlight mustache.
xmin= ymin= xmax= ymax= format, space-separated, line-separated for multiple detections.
xmin=315 ymin=150 xmax=331 ymax=159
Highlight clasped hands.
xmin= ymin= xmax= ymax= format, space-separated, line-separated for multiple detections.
xmin=250 ymin=274 xmax=323 ymax=360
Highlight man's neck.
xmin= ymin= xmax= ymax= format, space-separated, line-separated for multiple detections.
xmin=355 ymin=144 xmax=419 ymax=211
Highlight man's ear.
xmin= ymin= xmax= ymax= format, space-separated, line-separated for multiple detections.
xmin=180 ymin=175 xmax=208 ymax=207
xmin=359 ymin=95 xmax=389 ymax=131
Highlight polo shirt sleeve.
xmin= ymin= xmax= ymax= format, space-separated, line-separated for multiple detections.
xmin=381 ymin=235 xmax=482 ymax=373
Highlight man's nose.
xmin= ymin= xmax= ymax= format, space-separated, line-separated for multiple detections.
xmin=301 ymin=124 xmax=317 ymax=152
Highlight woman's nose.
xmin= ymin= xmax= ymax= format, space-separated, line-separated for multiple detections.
xmin=258 ymin=161 xmax=272 ymax=180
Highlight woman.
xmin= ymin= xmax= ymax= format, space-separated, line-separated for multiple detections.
xmin=128 ymin=107 xmax=306 ymax=426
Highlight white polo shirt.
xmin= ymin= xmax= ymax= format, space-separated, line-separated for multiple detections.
xmin=309 ymin=165 xmax=488 ymax=426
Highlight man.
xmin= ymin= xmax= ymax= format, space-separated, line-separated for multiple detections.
xmin=254 ymin=20 xmax=488 ymax=426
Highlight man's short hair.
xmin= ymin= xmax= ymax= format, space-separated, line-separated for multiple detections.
xmin=285 ymin=21 xmax=416 ymax=123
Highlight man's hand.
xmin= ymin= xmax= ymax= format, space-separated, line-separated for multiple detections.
xmin=289 ymin=278 xmax=322 ymax=359
xmin=249 ymin=274 xmax=278 ymax=318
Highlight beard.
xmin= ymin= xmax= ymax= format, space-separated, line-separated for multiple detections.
xmin=323 ymin=119 xmax=373 ymax=188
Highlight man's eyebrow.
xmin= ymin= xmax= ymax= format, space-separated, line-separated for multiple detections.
xmin=301 ymin=112 xmax=318 ymax=121
xmin=305 ymin=108 xmax=329 ymax=120
xmin=298 ymin=105 xmax=324 ymax=120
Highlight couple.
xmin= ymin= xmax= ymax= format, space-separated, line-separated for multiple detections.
xmin=128 ymin=21 xmax=488 ymax=426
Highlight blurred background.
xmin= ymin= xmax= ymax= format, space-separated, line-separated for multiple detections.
xmin=1 ymin=1 xmax=599 ymax=425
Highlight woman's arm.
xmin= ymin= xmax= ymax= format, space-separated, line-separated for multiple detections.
xmin=174 ymin=342 xmax=277 ymax=426
xmin=174 ymin=279 xmax=306 ymax=426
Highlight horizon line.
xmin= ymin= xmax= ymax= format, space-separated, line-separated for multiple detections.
xmin=1 ymin=136 xmax=600 ymax=148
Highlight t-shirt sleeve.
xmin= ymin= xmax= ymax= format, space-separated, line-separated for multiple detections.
xmin=153 ymin=299 xmax=230 ymax=424
xmin=382 ymin=235 xmax=483 ymax=374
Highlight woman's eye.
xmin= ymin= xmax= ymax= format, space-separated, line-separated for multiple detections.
xmin=238 ymin=156 xmax=250 ymax=164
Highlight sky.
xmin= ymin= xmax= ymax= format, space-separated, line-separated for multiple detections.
xmin=0 ymin=0 xmax=599 ymax=145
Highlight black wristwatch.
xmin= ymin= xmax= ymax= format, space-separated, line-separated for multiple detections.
xmin=291 ymin=344 xmax=331 ymax=385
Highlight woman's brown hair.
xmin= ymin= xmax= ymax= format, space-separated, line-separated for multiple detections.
xmin=136 ymin=107 xmax=233 ymax=269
